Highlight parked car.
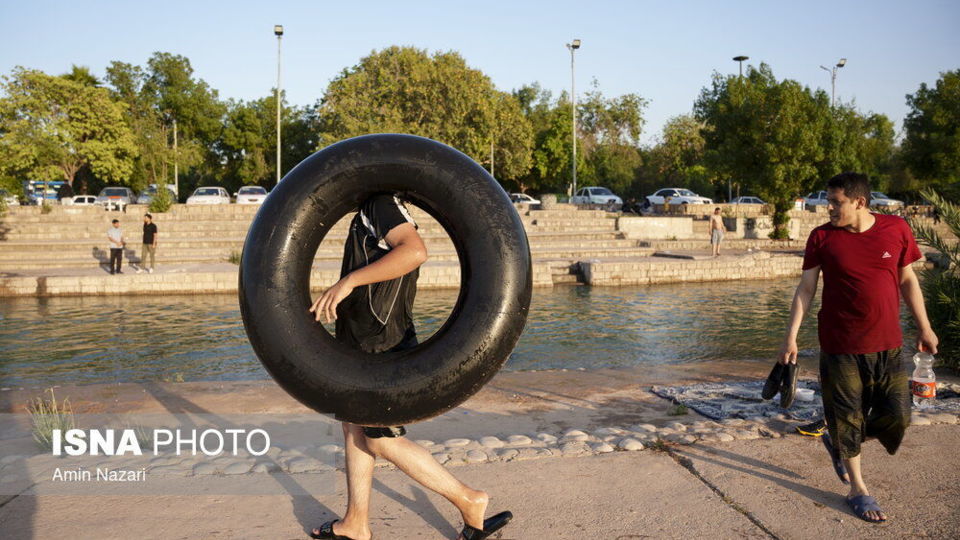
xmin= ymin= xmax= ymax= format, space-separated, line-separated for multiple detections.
xmin=571 ymin=186 xmax=622 ymax=206
xmin=804 ymin=191 xmax=829 ymax=208
xmin=0 ymin=189 xmax=20 ymax=206
xmin=96 ymin=187 xmax=136 ymax=210
xmin=510 ymin=193 xmax=541 ymax=205
xmin=68 ymin=195 xmax=98 ymax=205
xmin=137 ymin=184 xmax=178 ymax=205
xmin=646 ymin=188 xmax=712 ymax=206
xmin=730 ymin=196 xmax=766 ymax=205
xmin=186 ymin=186 xmax=231 ymax=205
xmin=870 ymin=192 xmax=904 ymax=209
xmin=235 ymin=185 xmax=269 ymax=205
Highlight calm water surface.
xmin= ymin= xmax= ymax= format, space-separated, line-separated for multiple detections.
xmin=0 ymin=279 xmax=912 ymax=387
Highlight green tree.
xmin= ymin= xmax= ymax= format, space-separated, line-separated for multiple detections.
xmin=641 ymin=114 xmax=713 ymax=197
xmin=105 ymin=53 xmax=225 ymax=194
xmin=696 ymin=64 xmax=827 ymax=238
xmin=577 ymin=85 xmax=646 ymax=194
xmin=219 ymin=94 xmax=319 ymax=190
xmin=318 ymin=46 xmax=533 ymax=183
xmin=902 ymin=70 xmax=960 ymax=187
xmin=817 ymin=99 xmax=896 ymax=192
xmin=0 ymin=67 xmax=137 ymax=187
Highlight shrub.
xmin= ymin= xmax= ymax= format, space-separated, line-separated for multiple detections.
xmin=27 ymin=389 xmax=75 ymax=449
xmin=149 ymin=186 xmax=173 ymax=213
xmin=910 ymin=188 xmax=960 ymax=371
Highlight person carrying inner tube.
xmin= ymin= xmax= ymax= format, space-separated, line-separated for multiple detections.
xmin=776 ymin=172 xmax=938 ymax=524
xmin=308 ymin=193 xmax=512 ymax=540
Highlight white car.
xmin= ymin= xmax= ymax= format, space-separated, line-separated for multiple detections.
xmin=186 ymin=186 xmax=231 ymax=205
xmin=804 ymin=191 xmax=829 ymax=208
xmin=730 ymin=196 xmax=766 ymax=205
xmin=235 ymin=185 xmax=269 ymax=205
xmin=571 ymin=187 xmax=622 ymax=206
xmin=510 ymin=193 xmax=541 ymax=205
xmin=65 ymin=195 xmax=98 ymax=205
xmin=646 ymin=188 xmax=712 ymax=205
xmin=0 ymin=189 xmax=20 ymax=206
xmin=870 ymin=192 xmax=904 ymax=209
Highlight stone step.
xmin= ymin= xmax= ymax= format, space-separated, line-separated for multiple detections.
xmin=0 ymin=246 xmax=655 ymax=270
xmin=0 ymin=236 xmax=637 ymax=255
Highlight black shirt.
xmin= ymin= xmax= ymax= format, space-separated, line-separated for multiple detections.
xmin=335 ymin=194 xmax=419 ymax=353
xmin=143 ymin=222 xmax=158 ymax=244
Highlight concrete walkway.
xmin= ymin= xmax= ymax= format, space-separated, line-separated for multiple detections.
xmin=1 ymin=426 xmax=956 ymax=539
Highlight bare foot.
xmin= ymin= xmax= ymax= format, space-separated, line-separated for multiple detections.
xmin=456 ymin=489 xmax=489 ymax=534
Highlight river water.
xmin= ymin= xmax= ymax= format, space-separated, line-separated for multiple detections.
xmin=0 ymin=279 xmax=915 ymax=388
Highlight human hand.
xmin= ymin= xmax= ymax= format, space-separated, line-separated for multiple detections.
xmin=779 ymin=338 xmax=798 ymax=365
xmin=309 ymin=277 xmax=355 ymax=324
xmin=917 ymin=328 xmax=939 ymax=355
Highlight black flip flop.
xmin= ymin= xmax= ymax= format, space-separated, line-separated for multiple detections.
xmin=820 ymin=432 xmax=849 ymax=485
xmin=779 ymin=362 xmax=799 ymax=408
xmin=461 ymin=511 xmax=513 ymax=540
xmin=761 ymin=363 xmax=785 ymax=400
xmin=310 ymin=519 xmax=363 ymax=540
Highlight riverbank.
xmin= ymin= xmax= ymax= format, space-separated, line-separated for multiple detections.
xmin=1 ymin=365 xmax=958 ymax=539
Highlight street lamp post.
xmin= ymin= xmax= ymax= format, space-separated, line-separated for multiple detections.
xmin=820 ymin=58 xmax=846 ymax=107
xmin=274 ymin=25 xmax=283 ymax=184
xmin=566 ymin=39 xmax=581 ymax=198
xmin=730 ymin=56 xmax=749 ymax=202
xmin=733 ymin=55 xmax=749 ymax=78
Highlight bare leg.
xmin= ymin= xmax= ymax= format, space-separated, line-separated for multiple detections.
xmin=843 ymin=454 xmax=885 ymax=521
xmin=314 ymin=423 xmax=374 ymax=540
xmin=366 ymin=436 xmax=489 ymax=533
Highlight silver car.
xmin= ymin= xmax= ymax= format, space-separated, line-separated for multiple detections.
xmin=96 ymin=187 xmax=136 ymax=210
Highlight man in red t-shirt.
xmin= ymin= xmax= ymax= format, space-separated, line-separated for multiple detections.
xmin=778 ymin=172 xmax=938 ymax=523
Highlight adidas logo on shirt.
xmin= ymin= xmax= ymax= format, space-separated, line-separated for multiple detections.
xmin=882 ymin=251 xmax=892 ymax=259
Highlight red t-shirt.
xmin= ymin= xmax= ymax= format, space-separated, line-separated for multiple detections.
xmin=802 ymin=214 xmax=922 ymax=354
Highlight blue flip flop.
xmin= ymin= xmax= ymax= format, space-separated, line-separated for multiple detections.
xmin=821 ymin=432 xmax=849 ymax=484
xmin=846 ymin=494 xmax=886 ymax=523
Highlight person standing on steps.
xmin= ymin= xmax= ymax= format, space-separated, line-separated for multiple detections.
xmin=106 ymin=219 xmax=125 ymax=274
xmin=710 ymin=207 xmax=726 ymax=257
xmin=137 ymin=213 xmax=158 ymax=273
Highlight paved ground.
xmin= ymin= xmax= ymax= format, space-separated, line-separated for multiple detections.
xmin=1 ymin=425 xmax=956 ymax=539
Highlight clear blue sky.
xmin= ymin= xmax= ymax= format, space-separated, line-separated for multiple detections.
xmin=1 ymin=0 xmax=957 ymax=144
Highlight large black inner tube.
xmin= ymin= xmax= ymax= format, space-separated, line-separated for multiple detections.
xmin=239 ymin=134 xmax=532 ymax=426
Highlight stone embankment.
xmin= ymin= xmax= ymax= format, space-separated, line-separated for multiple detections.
xmin=0 ymin=202 xmax=943 ymax=296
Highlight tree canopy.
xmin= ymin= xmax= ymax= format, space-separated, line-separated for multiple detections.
xmin=0 ymin=67 xmax=137 ymax=187
xmin=902 ymin=70 xmax=960 ymax=188
xmin=318 ymin=46 xmax=533 ymax=182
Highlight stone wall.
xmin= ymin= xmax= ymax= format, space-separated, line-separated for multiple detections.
xmin=580 ymin=252 xmax=805 ymax=286
xmin=0 ymin=261 xmax=556 ymax=297
xmin=617 ymin=216 xmax=695 ymax=240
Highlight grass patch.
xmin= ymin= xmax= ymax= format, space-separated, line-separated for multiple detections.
xmin=27 ymin=388 xmax=75 ymax=449
xmin=40 ymin=201 xmax=52 ymax=214
xmin=226 ymin=250 xmax=242 ymax=265
xmin=667 ymin=403 xmax=689 ymax=416
xmin=647 ymin=437 xmax=670 ymax=452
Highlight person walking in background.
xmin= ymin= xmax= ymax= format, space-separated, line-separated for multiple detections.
xmin=106 ymin=219 xmax=125 ymax=274
xmin=137 ymin=213 xmax=158 ymax=273
xmin=710 ymin=207 xmax=726 ymax=257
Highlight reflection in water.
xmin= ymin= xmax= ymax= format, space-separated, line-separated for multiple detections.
xmin=0 ymin=279 xmax=914 ymax=387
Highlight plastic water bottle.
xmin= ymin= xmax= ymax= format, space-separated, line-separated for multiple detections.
xmin=911 ymin=352 xmax=937 ymax=408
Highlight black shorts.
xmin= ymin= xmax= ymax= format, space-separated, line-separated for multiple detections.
xmin=361 ymin=329 xmax=418 ymax=439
